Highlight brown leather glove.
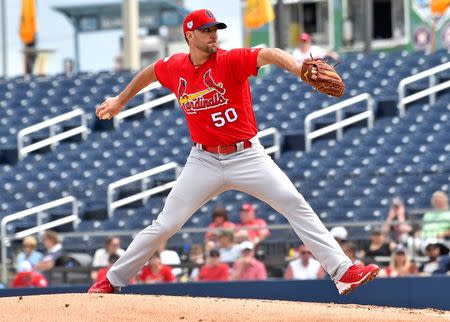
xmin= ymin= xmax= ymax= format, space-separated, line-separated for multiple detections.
xmin=300 ymin=57 xmax=345 ymax=97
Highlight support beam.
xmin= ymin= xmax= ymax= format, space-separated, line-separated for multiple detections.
xmin=363 ymin=0 xmax=373 ymax=54
xmin=1 ymin=0 xmax=7 ymax=77
xmin=122 ymin=0 xmax=140 ymax=70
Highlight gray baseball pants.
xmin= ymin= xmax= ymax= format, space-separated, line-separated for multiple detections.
xmin=107 ymin=137 xmax=352 ymax=286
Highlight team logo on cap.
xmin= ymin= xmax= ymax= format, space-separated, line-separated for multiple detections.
xmin=204 ymin=10 xmax=215 ymax=19
xmin=177 ymin=69 xmax=228 ymax=114
xmin=187 ymin=21 xmax=193 ymax=29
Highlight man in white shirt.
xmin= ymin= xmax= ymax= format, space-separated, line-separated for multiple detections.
xmin=218 ymin=230 xmax=241 ymax=264
xmin=292 ymin=32 xmax=340 ymax=63
xmin=92 ymin=236 xmax=125 ymax=268
xmin=284 ymin=244 xmax=324 ymax=280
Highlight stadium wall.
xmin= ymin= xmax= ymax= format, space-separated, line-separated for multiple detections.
xmin=0 ymin=276 xmax=449 ymax=310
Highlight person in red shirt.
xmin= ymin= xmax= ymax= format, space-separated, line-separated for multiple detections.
xmin=205 ymin=206 xmax=235 ymax=246
xmin=198 ymin=249 xmax=229 ymax=282
xmin=232 ymin=241 xmax=267 ymax=281
xmin=89 ymin=9 xmax=380 ymax=295
xmin=138 ymin=252 xmax=176 ymax=284
xmin=11 ymin=261 xmax=48 ymax=288
xmin=235 ymin=203 xmax=270 ymax=245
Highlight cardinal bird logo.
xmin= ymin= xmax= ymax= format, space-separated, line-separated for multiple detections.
xmin=177 ymin=70 xmax=229 ymax=114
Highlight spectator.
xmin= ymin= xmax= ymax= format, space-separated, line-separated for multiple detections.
xmin=95 ymin=254 xmax=135 ymax=284
xmin=235 ymin=203 xmax=270 ymax=245
xmin=419 ymin=240 xmax=444 ymax=275
xmin=360 ymin=229 xmax=394 ymax=264
xmin=15 ymin=236 xmax=42 ymax=271
xmin=11 ymin=261 xmax=48 ymax=288
xmin=292 ymin=32 xmax=340 ymax=63
xmin=158 ymin=240 xmax=182 ymax=277
xmin=284 ymin=244 xmax=324 ymax=280
xmin=138 ymin=252 xmax=176 ymax=284
xmin=35 ymin=231 xmax=63 ymax=274
xmin=421 ymin=191 xmax=450 ymax=239
xmin=92 ymin=236 xmax=125 ymax=268
xmin=198 ymin=249 xmax=230 ymax=282
xmin=187 ymin=244 xmax=205 ymax=281
xmin=205 ymin=206 xmax=235 ymax=245
xmin=218 ymin=230 xmax=241 ymax=264
xmin=383 ymin=197 xmax=412 ymax=243
xmin=379 ymin=245 xmax=418 ymax=277
xmin=330 ymin=226 xmax=348 ymax=248
xmin=232 ymin=241 xmax=267 ymax=281
xmin=343 ymin=242 xmax=363 ymax=265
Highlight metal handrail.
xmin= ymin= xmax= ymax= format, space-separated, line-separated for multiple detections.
xmin=0 ymin=196 xmax=79 ymax=284
xmin=17 ymin=109 xmax=88 ymax=160
xmin=398 ymin=61 xmax=450 ymax=117
xmin=107 ymin=162 xmax=181 ymax=217
xmin=257 ymin=127 xmax=281 ymax=159
xmin=304 ymin=93 xmax=374 ymax=152
xmin=113 ymin=93 xmax=177 ymax=127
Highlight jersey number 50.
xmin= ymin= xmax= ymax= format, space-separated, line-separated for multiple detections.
xmin=211 ymin=108 xmax=238 ymax=127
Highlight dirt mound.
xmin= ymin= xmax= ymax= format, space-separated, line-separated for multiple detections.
xmin=0 ymin=294 xmax=448 ymax=322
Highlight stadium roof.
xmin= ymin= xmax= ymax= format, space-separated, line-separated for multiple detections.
xmin=54 ymin=0 xmax=188 ymax=32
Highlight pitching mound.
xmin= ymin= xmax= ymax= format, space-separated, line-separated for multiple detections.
xmin=0 ymin=294 xmax=448 ymax=321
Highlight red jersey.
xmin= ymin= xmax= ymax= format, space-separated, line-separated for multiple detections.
xmin=198 ymin=263 xmax=229 ymax=281
xmin=11 ymin=271 xmax=48 ymax=288
xmin=154 ymin=48 xmax=262 ymax=146
xmin=138 ymin=265 xmax=175 ymax=283
xmin=204 ymin=221 xmax=236 ymax=240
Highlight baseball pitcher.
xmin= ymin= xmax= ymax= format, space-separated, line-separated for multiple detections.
xmin=89 ymin=9 xmax=378 ymax=295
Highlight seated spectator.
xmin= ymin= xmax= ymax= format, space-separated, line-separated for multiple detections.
xmin=330 ymin=226 xmax=348 ymax=248
xmin=198 ymin=249 xmax=230 ymax=282
xmin=35 ymin=231 xmax=63 ymax=275
xmin=419 ymin=240 xmax=444 ymax=275
xmin=218 ymin=230 xmax=241 ymax=264
xmin=159 ymin=240 xmax=182 ymax=277
xmin=343 ymin=242 xmax=363 ymax=265
xmin=95 ymin=254 xmax=135 ymax=284
xmin=284 ymin=244 xmax=324 ymax=280
xmin=433 ymin=255 xmax=450 ymax=275
xmin=379 ymin=245 xmax=418 ymax=277
xmin=205 ymin=206 xmax=235 ymax=245
xmin=92 ymin=236 xmax=125 ymax=268
xmin=187 ymin=244 xmax=205 ymax=281
xmin=421 ymin=191 xmax=450 ymax=239
xmin=138 ymin=252 xmax=176 ymax=284
xmin=15 ymin=236 xmax=42 ymax=271
xmin=235 ymin=203 xmax=270 ymax=245
xmin=232 ymin=241 xmax=267 ymax=281
xmin=360 ymin=229 xmax=394 ymax=264
xmin=382 ymin=197 xmax=412 ymax=243
xmin=11 ymin=261 xmax=48 ymax=288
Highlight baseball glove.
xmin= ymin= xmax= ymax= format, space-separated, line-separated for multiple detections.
xmin=300 ymin=56 xmax=345 ymax=97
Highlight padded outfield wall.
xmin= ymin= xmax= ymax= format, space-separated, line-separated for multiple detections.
xmin=0 ymin=276 xmax=449 ymax=310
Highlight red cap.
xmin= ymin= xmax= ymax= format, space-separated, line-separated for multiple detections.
xmin=183 ymin=9 xmax=227 ymax=34
xmin=241 ymin=203 xmax=255 ymax=213
xmin=299 ymin=32 xmax=311 ymax=42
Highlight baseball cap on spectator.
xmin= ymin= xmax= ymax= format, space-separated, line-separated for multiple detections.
xmin=330 ymin=226 xmax=348 ymax=241
xmin=183 ymin=9 xmax=227 ymax=34
xmin=394 ymin=244 xmax=406 ymax=255
xmin=422 ymin=238 xmax=450 ymax=255
xmin=241 ymin=203 xmax=255 ymax=213
xmin=239 ymin=241 xmax=254 ymax=252
xmin=299 ymin=32 xmax=311 ymax=42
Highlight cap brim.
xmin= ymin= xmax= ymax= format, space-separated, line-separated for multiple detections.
xmin=197 ymin=22 xmax=227 ymax=30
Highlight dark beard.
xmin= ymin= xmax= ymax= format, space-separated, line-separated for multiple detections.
xmin=196 ymin=43 xmax=217 ymax=54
